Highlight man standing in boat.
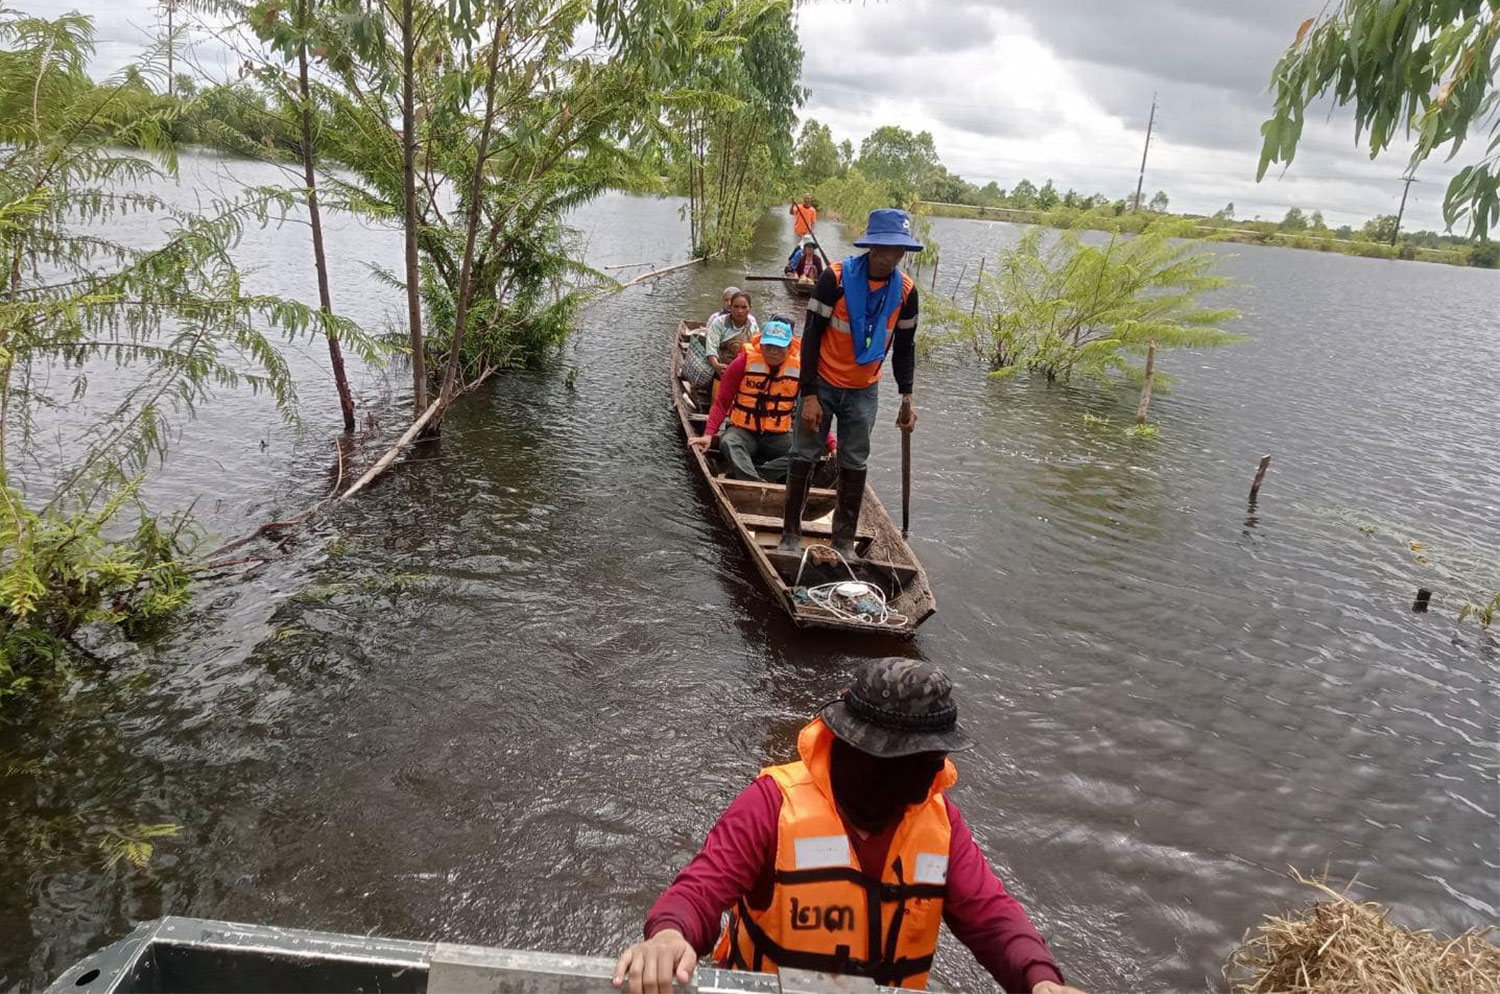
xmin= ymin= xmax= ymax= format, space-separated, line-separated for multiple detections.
xmin=612 ymin=658 xmax=1083 ymax=994
xmin=791 ymin=194 xmax=818 ymax=238
xmin=779 ymin=208 xmax=920 ymax=558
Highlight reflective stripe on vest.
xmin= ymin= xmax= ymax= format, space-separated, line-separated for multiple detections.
xmin=712 ymin=718 xmax=955 ymax=990
xmin=730 ymin=341 xmax=801 ymax=435
xmin=819 ymin=260 xmax=915 ymax=390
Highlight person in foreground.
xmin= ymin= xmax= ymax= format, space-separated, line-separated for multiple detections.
xmin=706 ymin=289 xmax=759 ymax=372
xmin=690 ymin=317 xmax=808 ymax=482
xmin=613 ymin=658 xmax=1084 ymax=994
xmin=780 ymin=208 xmax=920 ymax=559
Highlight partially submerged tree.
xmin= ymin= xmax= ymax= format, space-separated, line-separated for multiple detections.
xmin=1260 ymin=0 xmax=1499 ymax=239
xmin=672 ymin=0 xmax=804 ymax=258
xmin=0 ymin=11 xmax=376 ymax=686
xmin=938 ymin=220 xmax=1241 ymax=384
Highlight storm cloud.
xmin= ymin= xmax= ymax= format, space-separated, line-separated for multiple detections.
xmin=796 ymin=0 xmax=1474 ymax=229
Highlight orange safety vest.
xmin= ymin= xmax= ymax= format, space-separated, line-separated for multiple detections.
xmin=793 ymin=203 xmax=818 ymax=237
xmin=818 ymin=260 xmax=915 ymax=390
xmin=730 ymin=340 xmax=802 ymax=435
xmin=713 ymin=718 xmax=956 ymax=990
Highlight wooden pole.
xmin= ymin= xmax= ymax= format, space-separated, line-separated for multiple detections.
xmin=970 ymin=258 xmax=986 ymax=317
xmin=1133 ymin=92 xmax=1157 ymax=211
xmin=1248 ymin=454 xmax=1272 ymax=503
xmin=901 ymin=429 xmax=911 ymax=538
xmin=930 ymin=255 xmax=938 ymax=292
xmin=1134 ymin=342 xmax=1156 ymax=425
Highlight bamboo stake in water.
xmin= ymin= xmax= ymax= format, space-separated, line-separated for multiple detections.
xmin=1248 ymin=454 xmax=1272 ymax=504
xmin=1135 ymin=342 xmax=1156 ymax=425
xmin=970 ymin=258 xmax=986 ymax=317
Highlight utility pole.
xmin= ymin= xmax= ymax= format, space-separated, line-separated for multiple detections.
xmin=1132 ymin=92 xmax=1157 ymax=212
xmin=164 ymin=0 xmax=175 ymax=95
xmin=1392 ymin=174 xmax=1419 ymax=246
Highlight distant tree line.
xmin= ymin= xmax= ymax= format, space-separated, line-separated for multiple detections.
xmin=790 ymin=118 xmax=1494 ymax=268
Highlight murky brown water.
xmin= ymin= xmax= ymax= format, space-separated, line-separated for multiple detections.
xmin=2 ymin=154 xmax=1497 ymax=992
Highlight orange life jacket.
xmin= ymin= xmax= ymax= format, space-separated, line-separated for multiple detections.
xmin=817 ymin=260 xmax=915 ymax=390
xmin=713 ymin=718 xmax=956 ymax=990
xmin=730 ymin=339 xmax=802 ymax=435
xmin=793 ymin=203 xmax=818 ymax=237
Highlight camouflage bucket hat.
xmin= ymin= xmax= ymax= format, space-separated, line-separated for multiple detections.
xmin=821 ymin=658 xmax=975 ymax=758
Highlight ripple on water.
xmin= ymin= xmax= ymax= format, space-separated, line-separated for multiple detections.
xmin=3 ymin=167 xmax=1499 ymax=991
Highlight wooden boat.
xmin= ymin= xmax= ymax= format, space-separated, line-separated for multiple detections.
xmin=46 ymin=915 xmax=844 ymax=993
xmin=671 ymin=321 xmax=936 ymax=635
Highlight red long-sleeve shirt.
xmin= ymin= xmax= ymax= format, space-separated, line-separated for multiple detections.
xmin=645 ymin=776 xmax=1064 ymax=993
xmin=704 ymin=352 xmax=836 ymax=451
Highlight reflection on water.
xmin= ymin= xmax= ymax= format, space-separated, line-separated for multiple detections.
xmin=2 ymin=156 xmax=1497 ymax=992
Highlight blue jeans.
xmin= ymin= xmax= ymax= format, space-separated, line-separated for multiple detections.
xmin=791 ymin=382 xmax=879 ymax=471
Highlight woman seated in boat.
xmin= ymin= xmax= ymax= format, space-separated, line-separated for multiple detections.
xmin=704 ymin=289 xmax=758 ymax=373
xmin=783 ymin=236 xmax=823 ymax=281
xmin=689 ymin=316 xmax=832 ymax=483
xmin=709 ymin=285 xmax=739 ymax=323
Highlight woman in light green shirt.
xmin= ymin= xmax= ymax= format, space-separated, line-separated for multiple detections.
xmin=704 ymin=289 xmax=758 ymax=371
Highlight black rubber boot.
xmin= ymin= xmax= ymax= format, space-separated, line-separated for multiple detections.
xmin=831 ymin=467 xmax=867 ymax=558
xmin=777 ymin=459 xmax=814 ymax=553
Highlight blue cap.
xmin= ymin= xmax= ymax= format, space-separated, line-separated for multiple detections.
xmin=760 ymin=319 xmax=794 ymax=347
xmin=853 ymin=208 xmax=924 ymax=251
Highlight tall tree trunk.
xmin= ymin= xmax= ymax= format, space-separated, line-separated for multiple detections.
xmin=401 ymin=0 xmax=428 ymax=417
xmin=685 ymin=113 xmax=698 ymax=255
xmin=436 ymin=18 xmax=507 ymax=409
xmin=297 ymin=0 xmax=355 ymax=433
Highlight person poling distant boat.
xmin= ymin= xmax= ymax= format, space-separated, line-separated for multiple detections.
xmin=790 ymin=194 xmax=818 ymax=239
xmin=612 ymin=658 xmax=1086 ymax=994
xmin=780 ymin=208 xmax=922 ymax=560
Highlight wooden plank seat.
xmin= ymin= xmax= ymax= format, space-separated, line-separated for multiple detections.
xmin=762 ymin=547 xmax=918 ymax=590
xmin=738 ymin=513 xmax=873 ymax=543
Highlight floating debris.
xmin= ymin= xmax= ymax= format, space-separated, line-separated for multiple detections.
xmin=1225 ymin=872 xmax=1500 ymax=993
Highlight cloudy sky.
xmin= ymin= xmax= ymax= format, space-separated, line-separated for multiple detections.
xmin=795 ymin=0 xmax=1471 ymax=230
xmin=27 ymin=0 xmax=1471 ymax=230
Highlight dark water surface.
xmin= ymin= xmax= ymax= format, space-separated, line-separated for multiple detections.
xmin=3 ymin=155 xmax=1497 ymax=992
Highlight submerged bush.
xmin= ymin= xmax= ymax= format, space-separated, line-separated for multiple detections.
xmin=936 ymin=220 xmax=1242 ymax=384
xmin=1 ymin=481 xmax=194 ymax=702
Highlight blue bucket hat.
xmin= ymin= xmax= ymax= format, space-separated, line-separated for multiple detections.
xmin=760 ymin=317 xmax=795 ymax=348
xmin=853 ymin=208 xmax=924 ymax=251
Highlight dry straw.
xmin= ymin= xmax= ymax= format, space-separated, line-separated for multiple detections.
xmin=1226 ymin=871 xmax=1500 ymax=994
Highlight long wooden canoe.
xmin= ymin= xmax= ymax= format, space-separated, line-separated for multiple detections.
xmin=671 ymin=321 xmax=936 ymax=635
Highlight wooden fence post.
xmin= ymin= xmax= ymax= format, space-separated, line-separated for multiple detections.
xmin=1248 ymin=454 xmax=1272 ymax=503
xmin=1135 ymin=342 xmax=1156 ymax=425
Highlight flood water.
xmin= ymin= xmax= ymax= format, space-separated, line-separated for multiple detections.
xmin=2 ymin=154 xmax=1497 ymax=992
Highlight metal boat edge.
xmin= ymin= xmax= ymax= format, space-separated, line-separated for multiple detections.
xmin=44 ymin=916 xmax=895 ymax=993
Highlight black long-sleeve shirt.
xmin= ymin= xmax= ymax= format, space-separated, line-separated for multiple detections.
xmin=799 ymin=266 xmax=919 ymax=396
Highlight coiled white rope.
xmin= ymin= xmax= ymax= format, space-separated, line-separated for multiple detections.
xmin=792 ymin=547 xmax=909 ymax=628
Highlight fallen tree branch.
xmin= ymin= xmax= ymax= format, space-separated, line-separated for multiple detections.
xmin=337 ymin=397 xmax=442 ymax=503
xmin=337 ymin=365 xmax=496 ymax=504
xmin=618 ymin=257 xmax=704 ymax=289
